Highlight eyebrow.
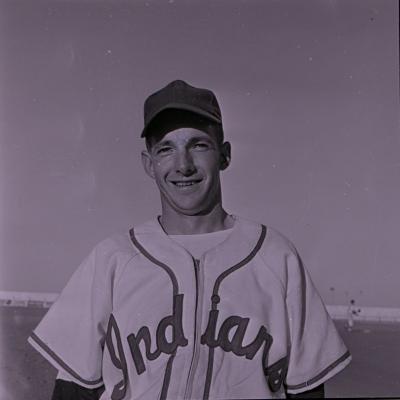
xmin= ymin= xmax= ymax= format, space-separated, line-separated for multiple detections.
xmin=153 ymin=139 xmax=175 ymax=148
xmin=154 ymin=136 xmax=215 ymax=149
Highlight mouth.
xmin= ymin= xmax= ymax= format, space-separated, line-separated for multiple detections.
xmin=170 ymin=179 xmax=203 ymax=188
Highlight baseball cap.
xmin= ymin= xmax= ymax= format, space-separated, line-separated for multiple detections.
xmin=141 ymin=80 xmax=222 ymax=138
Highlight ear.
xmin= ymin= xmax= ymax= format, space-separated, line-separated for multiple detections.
xmin=220 ymin=141 xmax=231 ymax=171
xmin=141 ymin=150 xmax=155 ymax=179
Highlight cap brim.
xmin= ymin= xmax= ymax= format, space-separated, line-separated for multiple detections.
xmin=141 ymin=103 xmax=221 ymax=138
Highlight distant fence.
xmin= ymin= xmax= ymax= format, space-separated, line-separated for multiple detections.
xmin=0 ymin=291 xmax=58 ymax=308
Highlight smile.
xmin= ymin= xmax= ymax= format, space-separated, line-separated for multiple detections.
xmin=171 ymin=180 xmax=202 ymax=187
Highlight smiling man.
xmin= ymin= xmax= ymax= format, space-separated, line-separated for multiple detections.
xmin=141 ymin=108 xmax=233 ymax=235
xmin=29 ymin=80 xmax=351 ymax=400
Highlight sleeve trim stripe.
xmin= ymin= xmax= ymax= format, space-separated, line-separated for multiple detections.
xmin=29 ymin=333 xmax=103 ymax=386
xmin=286 ymin=350 xmax=351 ymax=390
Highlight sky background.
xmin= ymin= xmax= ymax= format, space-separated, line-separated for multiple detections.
xmin=0 ymin=0 xmax=398 ymax=307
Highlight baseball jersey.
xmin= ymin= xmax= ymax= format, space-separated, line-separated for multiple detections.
xmin=28 ymin=215 xmax=351 ymax=399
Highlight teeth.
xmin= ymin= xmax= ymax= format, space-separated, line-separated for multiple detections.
xmin=175 ymin=181 xmax=197 ymax=187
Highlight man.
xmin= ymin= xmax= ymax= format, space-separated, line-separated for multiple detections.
xmin=29 ymin=80 xmax=351 ymax=399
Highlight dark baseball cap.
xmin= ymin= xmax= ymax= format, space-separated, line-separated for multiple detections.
xmin=141 ymin=80 xmax=222 ymax=138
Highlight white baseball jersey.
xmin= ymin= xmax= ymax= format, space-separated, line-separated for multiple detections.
xmin=28 ymin=216 xmax=351 ymax=399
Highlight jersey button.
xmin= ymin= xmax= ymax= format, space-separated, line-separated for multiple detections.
xmin=211 ymin=295 xmax=220 ymax=304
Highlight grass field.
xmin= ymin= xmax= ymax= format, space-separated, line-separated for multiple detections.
xmin=1 ymin=306 xmax=399 ymax=399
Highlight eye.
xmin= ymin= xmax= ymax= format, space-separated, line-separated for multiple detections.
xmin=193 ymin=142 xmax=209 ymax=150
xmin=156 ymin=146 xmax=173 ymax=155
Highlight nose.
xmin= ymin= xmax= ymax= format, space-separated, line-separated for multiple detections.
xmin=175 ymin=149 xmax=196 ymax=176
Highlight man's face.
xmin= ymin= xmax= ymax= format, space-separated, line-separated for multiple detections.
xmin=142 ymin=127 xmax=230 ymax=216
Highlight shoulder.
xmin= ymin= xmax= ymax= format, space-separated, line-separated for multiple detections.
xmin=94 ymin=231 xmax=139 ymax=259
xmin=264 ymin=226 xmax=299 ymax=259
xmin=236 ymin=216 xmax=302 ymax=289
xmin=262 ymin=226 xmax=305 ymax=293
xmin=235 ymin=215 xmax=298 ymax=257
xmin=81 ymin=230 xmax=140 ymax=279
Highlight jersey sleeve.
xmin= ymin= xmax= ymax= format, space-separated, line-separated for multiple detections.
xmin=284 ymin=249 xmax=351 ymax=394
xmin=28 ymin=242 xmax=114 ymax=389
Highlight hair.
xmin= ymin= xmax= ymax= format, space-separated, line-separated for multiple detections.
xmin=144 ymin=109 xmax=224 ymax=151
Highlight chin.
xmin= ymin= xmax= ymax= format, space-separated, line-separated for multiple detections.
xmin=168 ymin=198 xmax=215 ymax=216
xmin=161 ymin=189 xmax=218 ymax=216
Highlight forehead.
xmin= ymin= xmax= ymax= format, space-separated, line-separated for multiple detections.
xmin=156 ymin=128 xmax=213 ymax=144
xmin=148 ymin=126 xmax=219 ymax=149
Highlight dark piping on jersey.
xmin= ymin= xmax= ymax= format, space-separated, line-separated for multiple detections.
xmin=201 ymin=224 xmax=268 ymax=400
xmin=29 ymin=332 xmax=104 ymax=387
xmin=129 ymin=228 xmax=179 ymax=295
xmin=129 ymin=228 xmax=187 ymax=400
xmin=285 ymin=350 xmax=351 ymax=391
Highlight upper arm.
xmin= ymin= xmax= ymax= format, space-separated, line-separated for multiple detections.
xmin=284 ymin=248 xmax=351 ymax=395
xmin=28 ymin=241 xmax=117 ymax=389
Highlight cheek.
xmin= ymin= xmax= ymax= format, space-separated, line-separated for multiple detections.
xmin=194 ymin=153 xmax=220 ymax=172
xmin=205 ymin=160 xmax=222 ymax=179
xmin=152 ymin=159 xmax=172 ymax=182
xmin=152 ymin=157 xmax=166 ymax=172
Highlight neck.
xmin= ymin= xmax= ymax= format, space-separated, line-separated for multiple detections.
xmin=159 ymin=204 xmax=234 ymax=235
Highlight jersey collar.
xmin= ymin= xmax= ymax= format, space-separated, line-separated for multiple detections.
xmin=131 ymin=215 xmax=266 ymax=273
